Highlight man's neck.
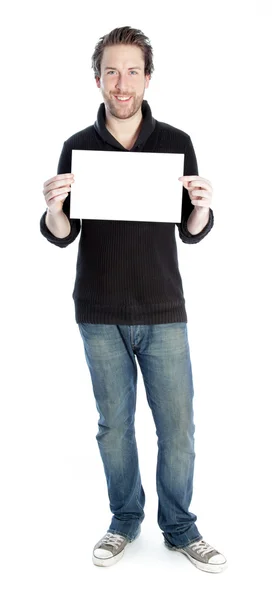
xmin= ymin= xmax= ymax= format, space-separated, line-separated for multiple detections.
xmin=105 ymin=105 xmax=143 ymax=143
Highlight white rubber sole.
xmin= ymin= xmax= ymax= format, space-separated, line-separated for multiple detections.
xmin=93 ymin=547 xmax=126 ymax=567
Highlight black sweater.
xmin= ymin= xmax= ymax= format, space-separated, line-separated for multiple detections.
xmin=40 ymin=100 xmax=214 ymax=324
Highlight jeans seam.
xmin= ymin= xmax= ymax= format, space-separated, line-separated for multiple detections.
xmin=165 ymin=534 xmax=203 ymax=549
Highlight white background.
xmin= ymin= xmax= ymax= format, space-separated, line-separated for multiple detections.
xmin=1 ymin=0 xmax=272 ymax=598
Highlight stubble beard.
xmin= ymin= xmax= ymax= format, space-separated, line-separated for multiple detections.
xmin=105 ymin=92 xmax=143 ymax=120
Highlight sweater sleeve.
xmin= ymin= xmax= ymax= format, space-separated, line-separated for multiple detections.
xmin=176 ymin=136 xmax=214 ymax=244
xmin=40 ymin=141 xmax=81 ymax=248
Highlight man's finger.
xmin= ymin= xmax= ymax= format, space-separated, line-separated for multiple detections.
xmin=179 ymin=175 xmax=212 ymax=186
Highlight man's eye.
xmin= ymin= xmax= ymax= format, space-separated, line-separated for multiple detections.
xmin=106 ymin=71 xmax=138 ymax=75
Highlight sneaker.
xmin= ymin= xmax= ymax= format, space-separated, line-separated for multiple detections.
xmin=93 ymin=529 xmax=140 ymax=567
xmin=164 ymin=537 xmax=228 ymax=573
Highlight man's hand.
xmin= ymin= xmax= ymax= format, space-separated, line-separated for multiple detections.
xmin=179 ymin=175 xmax=213 ymax=211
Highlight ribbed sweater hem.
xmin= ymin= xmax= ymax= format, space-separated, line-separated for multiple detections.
xmin=74 ymin=299 xmax=188 ymax=325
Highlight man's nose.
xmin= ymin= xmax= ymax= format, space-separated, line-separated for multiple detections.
xmin=115 ymin=75 xmax=129 ymax=89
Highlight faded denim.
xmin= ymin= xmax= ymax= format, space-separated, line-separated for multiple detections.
xmin=78 ymin=322 xmax=202 ymax=548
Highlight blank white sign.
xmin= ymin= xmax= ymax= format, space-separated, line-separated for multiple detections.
xmin=70 ymin=150 xmax=184 ymax=222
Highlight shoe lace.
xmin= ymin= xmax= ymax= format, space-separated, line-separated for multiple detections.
xmin=188 ymin=539 xmax=215 ymax=557
xmin=101 ymin=533 xmax=126 ymax=549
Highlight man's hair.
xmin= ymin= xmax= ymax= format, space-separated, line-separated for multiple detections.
xmin=91 ymin=25 xmax=155 ymax=80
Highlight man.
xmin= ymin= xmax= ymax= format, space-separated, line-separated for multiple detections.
xmin=40 ymin=26 xmax=227 ymax=573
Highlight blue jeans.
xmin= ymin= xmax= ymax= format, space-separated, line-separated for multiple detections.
xmin=78 ymin=322 xmax=202 ymax=548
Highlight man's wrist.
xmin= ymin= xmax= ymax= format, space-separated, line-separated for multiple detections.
xmin=187 ymin=206 xmax=210 ymax=235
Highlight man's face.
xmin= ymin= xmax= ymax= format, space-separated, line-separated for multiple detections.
xmin=95 ymin=44 xmax=150 ymax=120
